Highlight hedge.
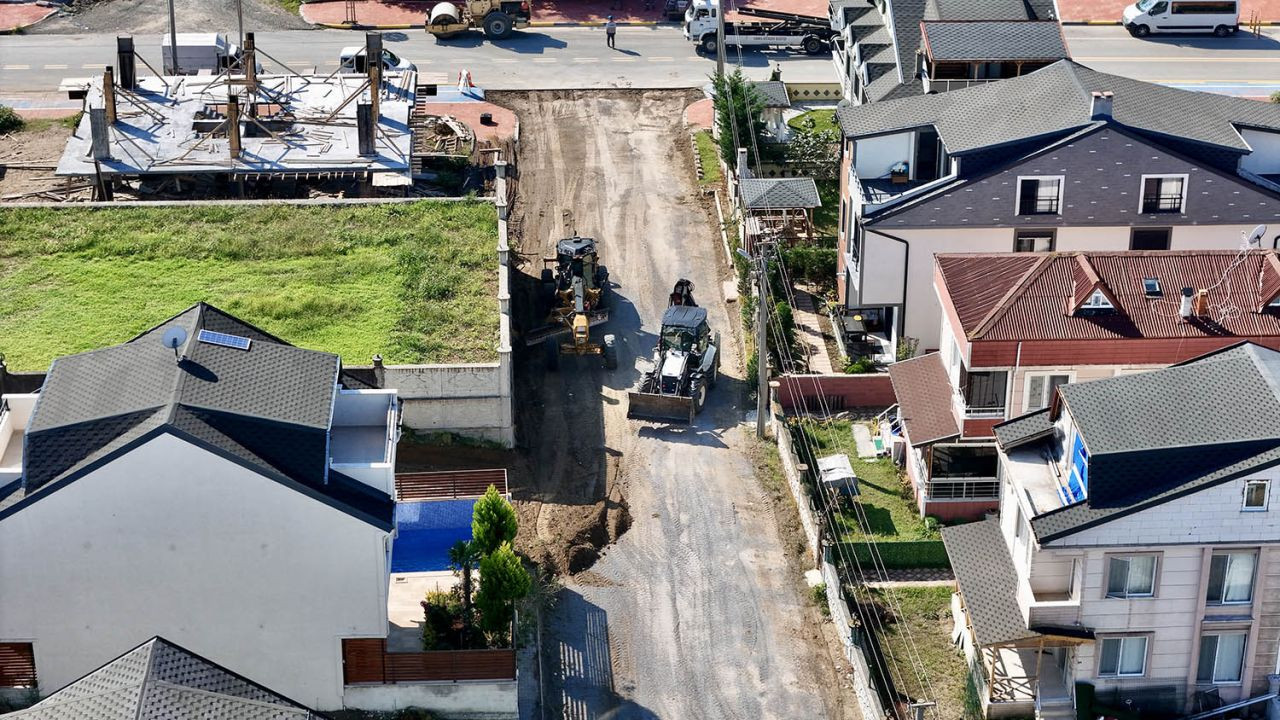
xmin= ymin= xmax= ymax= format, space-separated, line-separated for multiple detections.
xmin=841 ymin=540 xmax=951 ymax=569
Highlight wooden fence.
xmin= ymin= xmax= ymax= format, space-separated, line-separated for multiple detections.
xmin=394 ymin=469 xmax=508 ymax=502
xmin=342 ymin=639 xmax=516 ymax=684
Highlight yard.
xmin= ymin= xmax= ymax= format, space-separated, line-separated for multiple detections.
xmin=788 ymin=109 xmax=839 ymax=136
xmin=0 ymin=201 xmax=499 ymax=370
xmin=869 ymin=586 xmax=973 ymax=720
xmin=694 ymin=130 xmax=723 ymax=186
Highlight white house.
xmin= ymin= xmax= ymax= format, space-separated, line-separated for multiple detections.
xmin=943 ymin=342 xmax=1280 ymax=719
xmin=0 ymin=303 xmax=400 ymax=710
xmin=834 ymin=60 xmax=1280 ymax=354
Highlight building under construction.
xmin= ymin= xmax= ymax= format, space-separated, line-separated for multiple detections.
xmin=54 ymin=33 xmax=483 ymax=199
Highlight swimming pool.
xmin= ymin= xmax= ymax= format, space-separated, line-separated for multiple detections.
xmin=390 ymin=498 xmax=476 ymax=573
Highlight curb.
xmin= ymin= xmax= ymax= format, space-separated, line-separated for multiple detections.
xmin=311 ymin=19 xmax=673 ymax=29
xmin=314 ymin=21 xmax=415 ymax=29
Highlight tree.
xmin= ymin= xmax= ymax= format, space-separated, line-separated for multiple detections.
xmin=785 ymin=127 xmax=840 ymax=180
xmin=710 ymin=68 xmax=765 ymax=168
xmin=475 ymin=543 xmax=532 ymax=640
xmin=471 ymin=484 xmax=517 ymax=556
xmin=448 ymin=539 xmax=481 ymax=646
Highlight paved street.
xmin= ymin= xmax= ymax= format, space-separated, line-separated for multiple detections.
xmin=4 ymin=24 xmax=1280 ymax=99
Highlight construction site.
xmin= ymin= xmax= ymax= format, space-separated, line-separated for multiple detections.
xmin=0 ymin=32 xmax=515 ymax=202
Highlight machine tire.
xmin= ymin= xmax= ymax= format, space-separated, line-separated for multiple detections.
xmin=692 ymin=378 xmax=707 ymax=415
xmin=544 ymin=337 xmax=560 ymax=371
xmin=484 ymin=12 xmax=514 ymax=39
xmin=1131 ymin=23 xmax=1150 ymax=36
xmin=1213 ymin=24 xmax=1231 ymax=36
xmin=701 ymin=35 xmax=718 ymax=54
xmin=802 ymin=35 xmax=823 ymax=55
xmin=708 ymin=361 xmax=719 ymax=388
xmin=602 ymin=334 xmax=618 ymax=370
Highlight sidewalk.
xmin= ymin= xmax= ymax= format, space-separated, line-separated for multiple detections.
xmin=791 ymin=285 xmax=835 ymax=375
xmin=0 ymin=2 xmax=56 ymax=33
xmin=300 ymin=0 xmax=668 ymax=29
xmin=1057 ymin=0 xmax=1280 ymax=23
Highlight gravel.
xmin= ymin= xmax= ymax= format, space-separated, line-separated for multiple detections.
xmin=30 ymin=0 xmax=311 ymax=35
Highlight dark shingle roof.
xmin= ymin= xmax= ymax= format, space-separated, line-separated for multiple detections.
xmin=751 ymin=80 xmax=791 ymax=108
xmin=942 ymin=519 xmax=1039 ymax=646
xmin=5 ymin=637 xmax=328 ymax=720
xmin=837 ymin=60 xmax=1280 ymax=154
xmin=740 ymin=177 xmax=822 ymax=209
xmin=887 ymin=352 xmax=960 ymax=445
xmin=10 ymin=303 xmax=392 ymax=530
xmin=921 ymin=21 xmax=1068 ymax=61
xmin=993 ymin=408 xmax=1053 ymax=449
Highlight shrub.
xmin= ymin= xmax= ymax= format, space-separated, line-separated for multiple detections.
xmin=421 ymin=589 xmax=462 ymax=650
xmin=1272 ymin=91 xmax=1280 ymax=104
xmin=896 ymin=336 xmax=920 ymax=361
xmin=472 ymin=485 xmax=517 ymax=557
xmin=475 ymin=543 xmax=532 ymax=641
xmin=0 ymin=105 xmax=24 ymax=134
xmin=780 ymin=246 xmax=837 ymax=284
xmin=810 ymin=582 xmax=830 ymax=616
xmin=923 ymin=516 xmax=942 ymax=533
xmin=845 ymin=356 xmax=878 ymax=374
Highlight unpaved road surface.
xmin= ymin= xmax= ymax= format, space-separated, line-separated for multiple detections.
xmin=32 ymin=0 xmax=310 ymax=34
xmin=501 ymin=89 xmax=855 ymax=720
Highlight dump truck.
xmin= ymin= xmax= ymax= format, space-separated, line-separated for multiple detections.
xmin=526 ymin=235 xmax=616 ymax=371
xmin=627 ymin=280 xmax=720 ymax=423
xmin=426 ymin=0 xmax=532 ymax=40
xmin=683 ymin=0 xmax=836 ymax=55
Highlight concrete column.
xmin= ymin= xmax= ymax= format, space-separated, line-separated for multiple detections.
xmin=103 ymin=67 xmax=117 ymax=124
xmin=356 ymin=103 xmax=376 ymax=156
xmin=116 ymin=36 xmax=136 ymax=90
xmin=227 ymin=95 xmax=242 ymax=158
xmin=89 ymin=108 xmax=111 ymax=161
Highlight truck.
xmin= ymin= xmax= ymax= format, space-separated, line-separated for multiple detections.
xmin=626 ymin=280 xmax=721 ymax=424
xmin=425 ymin=0 xmax=532 ymax=40
xmin=160 ymin=33 xmax=248 ymax=75
xmin=682 ymin=0 xmax=837 ymax=55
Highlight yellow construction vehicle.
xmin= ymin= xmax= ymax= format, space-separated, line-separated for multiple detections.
xmin=425 ymin=0 xmax=532 ymax=40
xmin=525 ymin=235 xmax=616 ymax=371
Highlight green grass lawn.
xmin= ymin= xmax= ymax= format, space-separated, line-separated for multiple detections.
xmin=870 ymin=586 xmax=971 ymax=720
xmin=813 ymin=177 xmax=840 ymax=237
xmin=0 ymin=202 xmax=499 ymax=370
xmin=796 ymin=419 xmax=939 ymax=543
xmin=788 ymin=108 xmax=839 ymax=135
xmin=694 ymin=130 xmax=723 ymax=186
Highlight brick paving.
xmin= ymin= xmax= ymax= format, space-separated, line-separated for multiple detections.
xmin=684 ymin=98 xmax=713 ymax=129
xmin=792 ymin=286 xmax=835 ymax=374
xmin=1057 ymin=0 xmax=1280 ymax=23
xmin=0 ymin=2 xmax=56 ymax=32
xmin=300 ymin=0 xmax=667 ymax=28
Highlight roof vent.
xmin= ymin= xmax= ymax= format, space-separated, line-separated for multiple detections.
xmin=1179 ymin=287 xmax=1194 ymax=318
xmin=1090 ymin=91 xmax=1114 ymax=121
xmin=197 ymin=329 xmax=252 ymax=351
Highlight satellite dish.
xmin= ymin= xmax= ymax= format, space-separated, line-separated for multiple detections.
xmin=161 ymin=326 xmax=188 ymax=351
xmin=1246 ymin=224 xmax=1268 ymax=248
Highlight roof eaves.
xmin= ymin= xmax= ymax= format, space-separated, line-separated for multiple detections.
xmin=1257 ymin=252 xmax=1280 ymax=311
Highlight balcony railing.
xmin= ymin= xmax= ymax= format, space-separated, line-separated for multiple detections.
xmin=1018 ymin=197 xmax=1060 ymax=215
xmin=1017 ymin=581 xmax=1082 ymax=629
xmin=926 ymin=477 xmax=999 ymax=500
xmin=1141 ymin=193 xmax=1183 ymax=214
xmin=953 ymin=387 xmax=1005 ymax=419
xmin=922 ymin=76 xmax=997 ymax=93
xmin=341 ymin=639 xmax=516 ymax=685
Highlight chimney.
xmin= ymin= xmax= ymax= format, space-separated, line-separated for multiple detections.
xmin=103 ymin=67 xmax=117 ymax=124
xmin=1179 ymin=287 xmax=1194 ymax=319
xmin=1090 ymin=91 xmax=1114 ymax=121
xmin=116 ymin=36 xmax=137 ymax=90
xmin=356 ymin=102 xmax=376 ymax=156
xmin=736 ymin=147 xmax=750 ymax=180
xmin=1193 ymin=289 xmax=1210 ymax=316
xmin=227 ymin=93 xmax=242 ymax=158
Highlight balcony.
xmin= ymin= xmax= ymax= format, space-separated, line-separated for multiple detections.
xmin=1141 ymin=193 xmax=1183 ymax=214
xmin=1018 ymin=196 xmax=1060 ymax=215
xmin=921 ymin=76 xmax=997 ymax=94
xmin=330 ymin=389 xmax=400 ymax=495
xmin=953 ymin=387 xmax=1005 ymax=420
xmin=0 ymin=394 xmax=38 ymax=486
xmin=1019 ymin=581 xmax=1082 ymax=630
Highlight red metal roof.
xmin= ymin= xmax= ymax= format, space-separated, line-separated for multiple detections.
xmin=937 ymin=250 xmax=1280 ymax=342
xmin=887 ymin=352 xmax=960 ymax=446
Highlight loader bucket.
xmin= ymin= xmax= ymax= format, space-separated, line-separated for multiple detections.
xmin=626 ymin=391 xmax=695 ymax=424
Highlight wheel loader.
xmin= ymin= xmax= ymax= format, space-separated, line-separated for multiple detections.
xmin=627 ymin=279 xmax=720 ymax=424
xmin=425 ymin=0 xmax=531 ymax=40
xmin=526 ymin=235 xmax=616 ymax=371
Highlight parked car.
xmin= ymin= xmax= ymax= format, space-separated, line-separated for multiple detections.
xmin=338 ymin=47 xmax=417 ymax=74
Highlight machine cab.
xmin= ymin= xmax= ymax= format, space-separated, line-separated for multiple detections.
xmin=660 ymin=306 xmax=710 ymax=353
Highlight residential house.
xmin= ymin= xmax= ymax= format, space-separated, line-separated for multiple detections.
xmin=0 ymin=303 xmax=400 ymax=710
xmin=829 ymin=0 xmax=1065 ymax=105
xmin=886 ymin=249 xmax=1280 ymax=521
xmin=1 ymin=636 xmax=329 ymax=719
xmin=835 ymin=60 xmax=1280 ymax=353
xmin=942 ymin=343 xmax=1280 ymax=719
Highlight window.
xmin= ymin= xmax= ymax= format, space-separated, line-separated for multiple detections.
xmin=1014 ymin=229 xmax=1056 ymax=252
xmin=1106 ymin=554 xmax=1157 ymax=598
xmin=1141 ymin=175 xmax=1187 ymax=214
xmin=1078 ymin=289 xmax=1115 ymax=314
xmin=1143 ymin=277 xmax=1162 ymax=296
xmin=1063 ymin=432 xmax=1089 ymax=503
xmin=1243 ymin=479 xmax=1269 ymax=510
xmin=1017 ymin=176 xmax=1063 ymax=215
xmin=1099 ymin=636 xmax=1148 ymax=677
xmin=1172 ymin=1 xmax=1237 ymax=13
xmin=0 ymin=643 xmax=36 ymax=688
xmin=1207 ymin=551 xmax=1256 ymax=604
xmin=1131 ymin=227 xmax=1172 ymax=251
xmin=1197 ymin=632 xmax=1247 ymax=684
xmin=964 ymin=371 xmax=1008 ymax=414
xmin=1025 ymin=373 xmax=1071 ymax=412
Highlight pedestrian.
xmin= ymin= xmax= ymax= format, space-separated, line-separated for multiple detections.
xmin=605 ymin=15 xmax=618 ymax=48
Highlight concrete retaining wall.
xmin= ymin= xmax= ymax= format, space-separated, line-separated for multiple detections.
xmin=343 ymin=680 xmax=518 ymax=719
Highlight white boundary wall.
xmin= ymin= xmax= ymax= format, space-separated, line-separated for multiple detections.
xmin=344 ymin=679 xmax=518 ymax=719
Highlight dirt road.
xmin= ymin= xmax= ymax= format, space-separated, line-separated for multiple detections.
xmin=32 ymin=0 xmax=309 ymax=34
xmin=500 ymin=89 xmax=854 ymax=720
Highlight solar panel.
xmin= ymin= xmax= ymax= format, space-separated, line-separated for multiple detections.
xmin=197 ymin=329 xmax=252 ymax=351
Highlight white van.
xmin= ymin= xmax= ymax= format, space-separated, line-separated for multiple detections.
xmin=1122 ymin=0 xmax=1239 ymax=37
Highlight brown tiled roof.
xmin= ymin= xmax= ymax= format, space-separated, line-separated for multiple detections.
xmin=887 ymin=352 xmax=960 ymax=445
xmin=936 ymin=250 xmax=1280 ymax=342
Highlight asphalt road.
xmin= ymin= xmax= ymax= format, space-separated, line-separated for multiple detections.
xmin=3 ymin=24 xmax=1280 ymax=99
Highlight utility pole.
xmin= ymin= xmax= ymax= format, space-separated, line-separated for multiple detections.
xmin=166 ymin=0 xmax=179 ymax=75
xmin=715 ymin=0 xmax=726 ymax=78
xmin=236 ymin=0 xmax=245 ymax=49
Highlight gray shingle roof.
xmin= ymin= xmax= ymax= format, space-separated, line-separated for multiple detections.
xmin=921 ymin=21 xmax=1069 ymax=61
xmin=941 ymin=518 xmax=1039 ymax=646
xmin=5 ymin=637 xmax=327 ymax=720
xmin=837 ymin=60 xmax=1280 ymax=154
xmin=740 ymin=177 xmax=822 ymax=209
xmin=8 ymin=303 xmax=393 ymax=530
xmin=993 ymin=408 xmax=1053 ymax=449
xmin=926 ymin=0 xmax=1056 ymax=20
xmin=751 ymin=80 xmax=791 ymax=108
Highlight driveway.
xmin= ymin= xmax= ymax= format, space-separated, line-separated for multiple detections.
xmin=501 ymin=89 xmax=855 ymax=719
